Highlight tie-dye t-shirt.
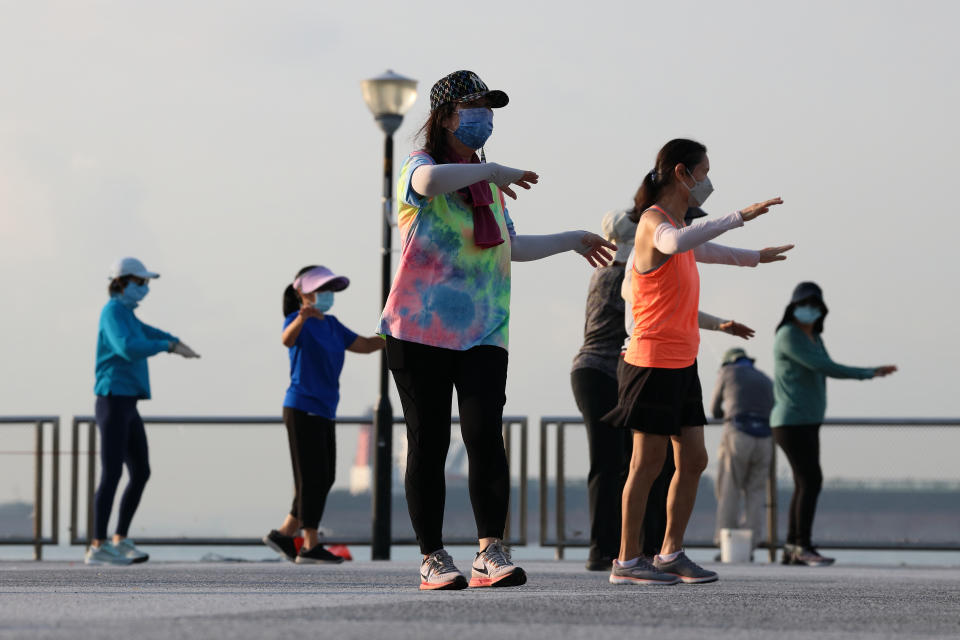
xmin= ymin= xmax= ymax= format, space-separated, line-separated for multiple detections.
xmin=377 ymin=151 xmax=517 ymax=351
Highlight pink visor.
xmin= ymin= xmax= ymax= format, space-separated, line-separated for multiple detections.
xmin=293 ymin=266 xmax=349 ymax=293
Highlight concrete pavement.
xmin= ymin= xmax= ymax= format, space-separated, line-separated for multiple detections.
xmin=2 ymin=560 xmax=959 ymax=639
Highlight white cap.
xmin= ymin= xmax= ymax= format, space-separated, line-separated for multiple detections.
xmin=108 ymin=257 xmax=160 ymax=280
xmin=600 ymin=209 xmax=637 ymax=264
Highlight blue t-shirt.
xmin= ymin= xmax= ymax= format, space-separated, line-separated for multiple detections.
xmin=283 ymin=313 xmax=358 ymax=419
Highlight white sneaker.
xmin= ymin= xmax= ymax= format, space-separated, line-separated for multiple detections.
xmin=115 ymin=539 xmax=149 ymax=564
xmin=84 ymin=542 xmax=134 ymax=566
xmin=419 ymin=549 xmax=467 ymax=591
xmin=469 ymin=541 xmax=527 ymax=588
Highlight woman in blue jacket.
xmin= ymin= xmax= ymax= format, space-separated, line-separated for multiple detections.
xmin=86 ymin=257 xmax=200 ymax=565
xmin=263 ymin=265 xmax=383 ymax=564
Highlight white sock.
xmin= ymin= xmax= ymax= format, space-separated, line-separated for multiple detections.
xmin=614 ymin=557 xmax=639 ymax=568
xmin=656 ymin=550 xmax=682 ymax=563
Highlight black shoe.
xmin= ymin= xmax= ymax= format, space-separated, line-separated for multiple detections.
xmin=585 ymin=556 xmax=615 ymax=571
xmin=296 ymin=544 xmax=345 ymax=564
xmin=262 ymin=530 xmax=298 ymax=562
xmin=795 ymin=546 xmax=835 ymax=567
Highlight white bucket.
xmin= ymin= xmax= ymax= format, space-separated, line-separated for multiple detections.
xmin=719 ymin=528 xmax=753 ymax=563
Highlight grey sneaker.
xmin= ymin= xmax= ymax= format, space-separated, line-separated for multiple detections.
xmin=469 ymin=541 xmax=526 ymax=588
xmin=653 ymin=551 xmax=718 ymax=584
xmin=419 ymin=549 xmax=467 ymax=591
xmin=794 ymin=547 xmax=835 ymax=567
xmin=609 ymin=557 xmax=680 ymax=585
xmin=114 ymin=539 xmax=149 ymax=564
xmin=84 ymin=542 xmax=133 ymax=566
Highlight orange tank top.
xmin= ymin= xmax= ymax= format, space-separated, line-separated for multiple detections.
xmin=624 ymin=206 xmax=701 ymax=369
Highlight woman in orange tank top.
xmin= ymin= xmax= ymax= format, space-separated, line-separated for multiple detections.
xmin=603 ymin=139 xmax=789 ymax=585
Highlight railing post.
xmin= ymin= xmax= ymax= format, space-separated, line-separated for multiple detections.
xmin=86 ymin=420 xmax=96 ymax=545
xmin=33 ymin=421 xmax=44 ymax=561
xmin=52 ymin=418 xmax=60 ymax=546
xmin=556 ymin=422 xmax=565 ymax=560
xmin=539 ymin=419 xmax=547 ymax=548
xmin=503 ymin=420 xmax=512 ymax=542
xmin=70 ymin=418 xmax=80 ymax=544
xmin=519 ymin=418 xmax=528 ymax=545
xmin=767 ymin=444 xmax=778 ymax=563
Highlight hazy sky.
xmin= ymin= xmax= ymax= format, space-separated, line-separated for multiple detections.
xmin=1 ymin=1 xmax=958 ymax=491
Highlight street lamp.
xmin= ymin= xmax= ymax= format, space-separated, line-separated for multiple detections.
xmin=361 ymin=69 xmax=417 ymax=561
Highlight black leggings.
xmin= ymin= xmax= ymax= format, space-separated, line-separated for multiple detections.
xmin=386 ymin=337 xmax=509 ymax=554
xmin=773 ymin=424 xmax=823 ymax=547
xmin=283 ymin=407 xmax=336 ymax=530
xmin=93 ymin=395 xmax=151 ymax=541
xmin=571 ymin=367 xmax=631 ymax=561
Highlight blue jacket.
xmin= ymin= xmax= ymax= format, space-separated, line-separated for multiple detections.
xmin=94 ymin=297 xmax=178 ymax=399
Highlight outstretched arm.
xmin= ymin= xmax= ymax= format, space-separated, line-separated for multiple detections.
xmin=778 ymin=328 xmax=877 ymax=379
xmin=699 ymin=311 xmax=755 ymax=339
xmin=511 ymin=231 xmax=616 ymax=266
xmin=347 ymin=336 xmax=385 ymax=354
xmin=411 ymin=163 xmax=538 ymax=199
xmin=653 ymin=211 xmax=745 ymax=254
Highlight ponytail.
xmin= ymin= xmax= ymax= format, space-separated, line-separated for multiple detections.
xmin=631 ymin=138 xmax=707 ymax=221
xmin=283 ymin=265 xmax=320 ymax=317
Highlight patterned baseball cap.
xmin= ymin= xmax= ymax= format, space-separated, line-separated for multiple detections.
xmin=429 ymin=70 xmax=509 ymax=111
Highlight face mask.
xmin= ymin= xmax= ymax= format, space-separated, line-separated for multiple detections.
xmin=793 ymin=305 xmax=822 ymax=324
xmin=683 ymin=170 xmax=714 ymax=206
xmin=450 ymin=108 xmax=494 ymax=150
xmin=119 ymin=282 xmax=149 ymax=306
xmin=313 ymin=291 xmax=334 ymax=313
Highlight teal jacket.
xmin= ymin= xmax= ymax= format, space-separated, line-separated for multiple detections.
xmin=94 ymin=297 xmax=178 ymax=399
xmin=771 ymin=323 xmax=875 ymax=427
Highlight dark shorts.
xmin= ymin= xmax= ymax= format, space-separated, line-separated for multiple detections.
xmin=601 ymin=358 xmax=707 ymax=437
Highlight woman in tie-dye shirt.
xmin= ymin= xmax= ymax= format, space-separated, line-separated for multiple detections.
xmin=378 ymin=70 xmax=614 ymax=592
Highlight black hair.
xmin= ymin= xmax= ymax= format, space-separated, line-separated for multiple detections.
xmin=417 ymin=102 xmax=458 ymax=161
xmin=776 ymin=296 xmax=829 ymax=335
xmin=108 ymin=276 xmax=134 ymax=296
xmin=629 ymin=138 xmax=708 ymax=223
xmin=283 ymin=265 xmax=319 ymax=317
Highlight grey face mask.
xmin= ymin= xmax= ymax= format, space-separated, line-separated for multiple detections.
xmin=683 ymin=170 xmax=714 ymax=206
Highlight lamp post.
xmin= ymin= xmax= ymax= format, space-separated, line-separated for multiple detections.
xmin=361 ymin=70 xmax=417 ymax=560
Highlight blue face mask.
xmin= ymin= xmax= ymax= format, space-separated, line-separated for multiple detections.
xmin=313 ymin=291 xmax=334 ymax=313
xmin=451 ymin=108 xmax=494 ymax=150
xmin=793 ymin=305 xmax=822 ymax=324
xmin=119 ymin=282 xmax=149 ymax=307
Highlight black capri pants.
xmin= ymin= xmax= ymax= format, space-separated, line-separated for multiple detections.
xmin=283 ymin=407 xmax=336 ymax=530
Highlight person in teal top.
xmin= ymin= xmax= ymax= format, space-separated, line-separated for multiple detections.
xmin=86 ymin=257 xmax=200 ymax=566
xmin=771 ymin=281 xmax=896 ymax=567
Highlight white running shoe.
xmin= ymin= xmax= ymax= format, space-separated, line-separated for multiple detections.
xmin=419 ymin=549 xmax=467 ymax=591
xmin=469 ymin=541 xmax=527 ymax=588
xmin=114 ymin=539 xmax=149 ymax=564
xmin=84 ymin=542 xmax=134 ymax=566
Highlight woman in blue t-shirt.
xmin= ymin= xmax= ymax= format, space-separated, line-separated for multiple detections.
xmin=263 ymin=265 xmax=384 ymax=564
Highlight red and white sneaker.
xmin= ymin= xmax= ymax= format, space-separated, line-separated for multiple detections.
xmin=468 ymin=541 xmax=527 ymax=588
xmin=419 ymin=549 xmax=468 ymax=591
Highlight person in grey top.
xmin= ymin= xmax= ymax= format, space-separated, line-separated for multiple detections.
xmin=711 ymin=347 xmax=774 ymax=555
xmin=571 ymin=209 xmax=634 ymax=571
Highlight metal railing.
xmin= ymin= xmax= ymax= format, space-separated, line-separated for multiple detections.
xmin=539 ymin=417 xmax=960 ymax=560
xmin=0 ymin=416 xmax=60 ymax=559
xmin=70 ymin=415 xmax=527 ymax=547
